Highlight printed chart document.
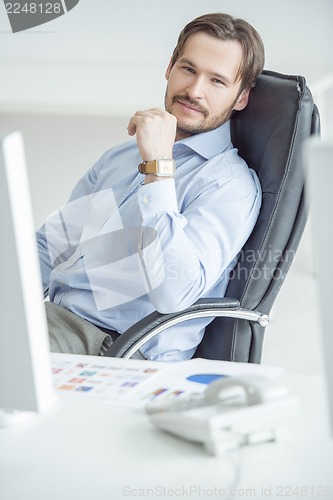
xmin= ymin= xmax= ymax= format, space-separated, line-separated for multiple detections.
xmin=51 ymin=353 xmax=282 ymax=410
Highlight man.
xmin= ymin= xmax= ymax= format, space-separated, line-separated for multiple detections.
xmin=38 ymin=13 xmax=265 ymax=361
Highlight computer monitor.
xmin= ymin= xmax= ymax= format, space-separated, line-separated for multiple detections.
xmin=305 ymin=136 xmax=333 ymax=434
xmin=0 ymin=131 xmax=56 ymax=426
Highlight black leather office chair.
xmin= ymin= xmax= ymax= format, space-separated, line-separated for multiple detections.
xmin=106 ymin=70 xmax=320 ymax=363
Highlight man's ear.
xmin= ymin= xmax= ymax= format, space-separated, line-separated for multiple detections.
xmin=165 ymin=59 xmax=173 ymax=81
xmin=233 ymin=88 xmax=250 ymax=111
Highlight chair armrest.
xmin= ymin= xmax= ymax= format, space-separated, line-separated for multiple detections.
xmin=105 ymin=298 xmax=269 ymax=359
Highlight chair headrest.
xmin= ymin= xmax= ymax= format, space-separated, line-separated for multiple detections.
xmin=230 ymin=70 xmax=312 ymax=194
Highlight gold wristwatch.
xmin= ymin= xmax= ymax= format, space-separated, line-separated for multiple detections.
xmin=138 ymin=158 xmax=176 ymax=177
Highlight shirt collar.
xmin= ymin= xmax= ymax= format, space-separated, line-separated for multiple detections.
xmin=173 ymin=121 xmax=232 ymax=160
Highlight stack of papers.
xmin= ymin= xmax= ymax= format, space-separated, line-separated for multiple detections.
xmin=50 ymin=353 xmax=282 ymax=410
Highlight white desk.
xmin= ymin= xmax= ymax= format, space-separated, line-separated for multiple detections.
xmin=0 ymin=372 xmax=332 ymax=500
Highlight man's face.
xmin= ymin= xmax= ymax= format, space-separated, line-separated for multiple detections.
xmin=165 ymin=32 xmax=249 ymax=141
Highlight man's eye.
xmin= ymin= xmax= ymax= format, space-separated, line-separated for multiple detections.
xmin=183 ymin=66 xmax=195 ymax=73
xmin=212 ymin=78 xmax=224 ymax=86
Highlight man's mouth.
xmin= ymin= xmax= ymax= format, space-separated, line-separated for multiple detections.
xmin=173 ymin=96 xmax=208 ymax=117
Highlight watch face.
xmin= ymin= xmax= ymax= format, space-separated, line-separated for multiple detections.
xmin=158 ymin=159 xmax=175 ymax=176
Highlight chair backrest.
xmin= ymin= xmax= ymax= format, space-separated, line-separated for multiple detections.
xmin=194 ymin=70 xmax=320 ymax=363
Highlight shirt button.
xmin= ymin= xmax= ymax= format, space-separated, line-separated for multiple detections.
xmin=142 ymin=196 xmax=149 ymax=205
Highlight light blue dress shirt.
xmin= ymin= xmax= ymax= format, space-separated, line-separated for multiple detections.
xmin=37 ymin=121 xmax=261 ymax=361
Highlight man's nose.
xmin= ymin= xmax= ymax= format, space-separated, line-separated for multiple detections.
xmin=185 ymin=76 xmax=205 ymax=99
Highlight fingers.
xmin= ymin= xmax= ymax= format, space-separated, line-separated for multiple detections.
xmin=127 ymin=121 xmax=136 ymax=136
xmin=127 ymin=108 xmax=172 ymax=136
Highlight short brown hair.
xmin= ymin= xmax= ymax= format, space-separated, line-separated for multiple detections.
xmin=170 ymin=13 xmax=265 ymax=91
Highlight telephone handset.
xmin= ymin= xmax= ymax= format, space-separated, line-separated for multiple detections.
xmin=146 ymin=376 xmax=298 ymax=456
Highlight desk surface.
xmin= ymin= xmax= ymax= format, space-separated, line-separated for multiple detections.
xmin=1 ymin=373 xmax=333 ymax=500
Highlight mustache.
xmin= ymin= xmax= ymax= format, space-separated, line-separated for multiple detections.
xmin=172 ymin=95 xmax=208 ymax=117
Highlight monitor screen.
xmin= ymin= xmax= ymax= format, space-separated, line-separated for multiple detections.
xmin=0 ymin=131 xmax=56 ymax=424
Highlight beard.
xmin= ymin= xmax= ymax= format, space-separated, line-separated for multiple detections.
xmin=165 ymin=89 xmax=238 ymax=139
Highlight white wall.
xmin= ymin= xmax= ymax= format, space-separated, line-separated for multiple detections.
xmin=0 ymin=113 xmax=130 ymax=227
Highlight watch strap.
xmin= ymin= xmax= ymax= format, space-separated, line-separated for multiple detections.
xmin=138 ymin=159 xmax=175 ymax=176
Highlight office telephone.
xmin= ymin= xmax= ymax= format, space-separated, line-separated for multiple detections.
xmin=146 ymin=376 xmax=298 ymax=456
